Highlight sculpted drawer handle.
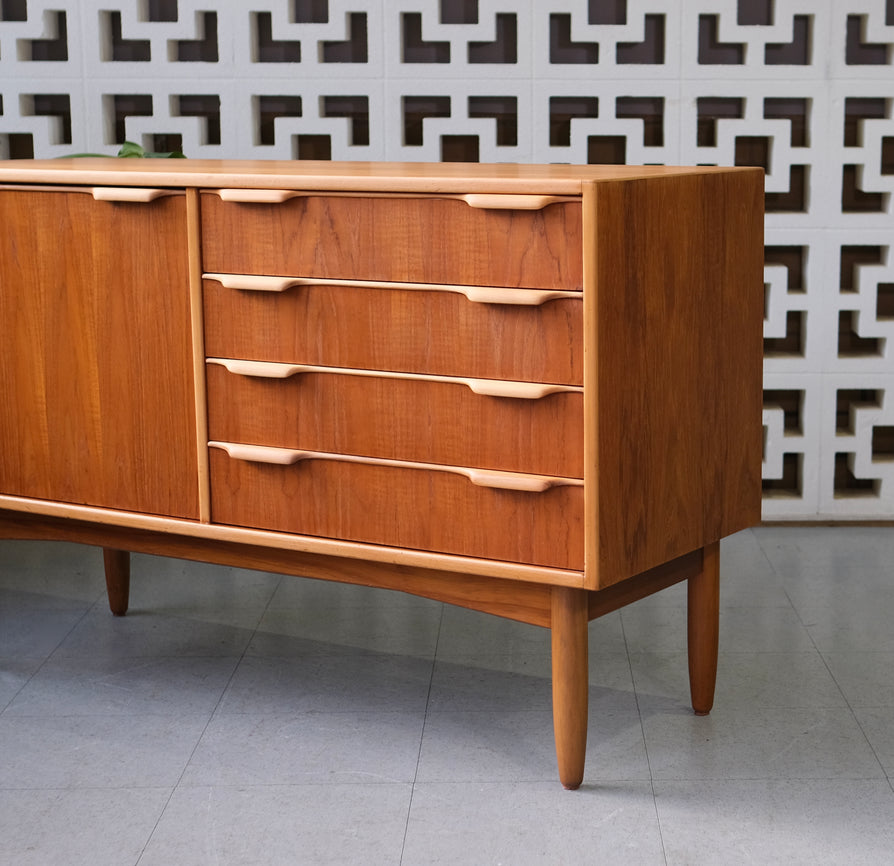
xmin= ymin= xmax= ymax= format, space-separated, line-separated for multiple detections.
xmin=91 ymin=187 xmax=173 ymax=202
xmin=458 ymin=286 xmax=579 ymax=306
xmin=211 ymin=190 xmax=573 ymax=209
xmin=205 ymin=274 xmax=300 ymax=292
xmin=210 ymin=442 xmax=583 ymax=493
xmin=458 ymin=194 xmax=573 ymax=210
xmin=207 ymin=358 xmax=583 ymax=400
xmin=215 ymin=189 xmax=302 ymax=203
xmin=203 ymin=273 xmax=580 ymax=307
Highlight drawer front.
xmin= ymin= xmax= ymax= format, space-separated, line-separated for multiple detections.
xmin=200 ymin=193 xmax=583 ymax=290
xmin=205 ymin=362 xmax=584 ymax=478
xmin=209 ymin=448 xmax=584 ymax=570
xmin=203 ymin=279 xmax=583 ymax=386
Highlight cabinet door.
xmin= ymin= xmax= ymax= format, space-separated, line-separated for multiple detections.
xmin=0 ymin=188 xmax=199 ymax=518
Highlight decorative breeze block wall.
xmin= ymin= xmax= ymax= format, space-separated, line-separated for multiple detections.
xmin=2 ymin=0 xmax=893 ymax=520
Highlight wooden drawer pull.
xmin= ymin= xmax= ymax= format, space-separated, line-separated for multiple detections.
xmin=206 ymin=274 xmax=299 ymax=292
xmin=210 ymin=442 xmax=583 ymax=493
xmin=207 ymin=358 xmax=583 ymax=400
xmin=211 ymin=190 xmax=573 ymax=210
xmin=216 ymin=189 xmax=302 ymax=203
xmin=204 ymin=273 xmax=580 ymax=307
xmin=459 ymin=194 xmax=571 ymax=210
xmin=459 ymin=286 xmax=578 ymax=306
xmin=91 ymin=187 xmax=173 ymax=203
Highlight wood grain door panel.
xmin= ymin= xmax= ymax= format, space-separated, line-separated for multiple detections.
xmin=205 ymin=363 xmax=584 ymax=478
xmin=200 ymin=193 xmax=583 ymax=290
xmin=203 ymin=279 xmax=583 ymax=385
xmin=0 ymin=188 xmax=199 ymax=518
xmin=209 ymin=449 xmax=584 ymax=569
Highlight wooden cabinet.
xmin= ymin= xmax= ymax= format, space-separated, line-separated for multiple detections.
xmin=0 ymin=160 xmax=764 ymax=789
xmin=0 ymin=187 xmax=199 ymax=518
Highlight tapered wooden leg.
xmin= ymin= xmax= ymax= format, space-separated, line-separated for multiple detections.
xmin=103 ymin=548 xmax=131 ymax=616
xmin=688 ymin=541 xmax=720 ymax=715
xmin=551 ymin=586 xmax=589 ymax=790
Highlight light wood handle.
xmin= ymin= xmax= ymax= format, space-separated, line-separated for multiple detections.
xmin=207 ymin=358 xmax=582 ymax=400
xmin=463 ymin=379 xmax=579 ymax=399
xmin=216 ymin=189 xmax=302 ymax=203
xmin=210 ymin=442 xmax=583 ymax=492
xmin=208 ymin=359 xmax=308 ymax=379
xmin=203 ymin=273 xmax=580 ymax=307
xmin=211 ymin=442 xmax=308 ymax=465
xmin=204 ymin=274 xmax=300 ymax=292
xmin=91 ymin=187 xmax=172 ymax=202
xmin=212 ymin=190 xmax=571 ymax=209
xmin=459 ymin=194 xmax=569 ymax=210
xmin=459 ymin=286 xmax=579 ymax=305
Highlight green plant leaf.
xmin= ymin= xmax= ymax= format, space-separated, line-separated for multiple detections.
xmin=116 ymin=141 xmax=186 ymax=158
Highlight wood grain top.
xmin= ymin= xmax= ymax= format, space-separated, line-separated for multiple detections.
xmin=0 ymin=158 xmax=760 ymax=194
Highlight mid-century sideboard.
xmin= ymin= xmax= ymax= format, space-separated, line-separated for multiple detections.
xmin=0 ymin=159 xmax=763 ymax=788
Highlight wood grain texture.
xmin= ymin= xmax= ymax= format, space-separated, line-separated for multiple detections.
xmin=551 ymin=586 xmax=589 ymax=790
xmin=200 ymin=194 xmax=583 ymax=290
xmin=205 ymin=363 xmax=584 ymax=477
xmin=209 ymin=450 xmax=585 ymax=569
xmin=2 ymin=159 xmax=756 ymax=195
xmin=186 ymin=189 xmax=212 ymax=522
xmin=102 ymin=548 xmax=130 ymax=616
xmin=0 ymin=189 xmax=199 ymax=518
xmin=688 ymin=541 xmax=720 ymax=715
xmin=587 ymin=547 xmax=702 ymax=620
xmin=0 ymin=509 xmax=555 ymax=625
xmin=590 ymin=171 xmax=764 ymax=587
xmin=0 ymin=495 xmax=584 ymax=586
xmin=203 ymin=279 xmax=583 ymax=385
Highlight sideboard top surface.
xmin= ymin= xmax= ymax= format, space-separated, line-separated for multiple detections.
xmin=0 ymin=158 xmax=760 ymax=194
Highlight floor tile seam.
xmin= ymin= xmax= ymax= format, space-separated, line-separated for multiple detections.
xmin=651 ymin=776 xmax=894 ymax=786
xmin=401 ymin=602 xmax=445 ymax=866
xmin=240 ymin=644 xmax=435 ymax=663
xmin=421 ymin=707 xmax=637 ymax=716
xmin=29 ymin=654 xmax=249 ymax=665
xmin=639 ymin=706 xmax=880 ymax=718
xmin=619 ymin=608 xmax=669 ymax=864
xmin=199 ymin=707 xmax=430 ymax=717
xmin=0 ymin=783 xmax=176 ymax=793
xmin=630 ymin=648 xmax=837 ymax=657
xmin=0 ymin=710 xmax=224 ymax=720
xmin=843 ymin=701 xmax=893 ymax=781
xmin=406 ymin=779 xmax=657 ymax=789
xmin=413 ymin=775 xmax=655 ymax=787
xmin=0 ymin=609 xmax=95 ymax=714
xmin=749 ymin=531 xmax=816 ymax=623
xmin=637 ymin=703 xmax=855 ymax=712
xmin=174 ymin=778 xmax=416 ymax=789
xmin=812 ymin=646 xmax=890 ymax=778
xmin=134 ymin=584 xmax=280 ymax=866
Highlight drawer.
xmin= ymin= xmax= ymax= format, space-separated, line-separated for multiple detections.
xmin=205 ymin=360 xmax=584 ymax=478
xmin=200 ymin=192 xmax=583 ymax=290
xmin=203 ymin=277 xmax=583 ymax=385
xmin=208 ymin=444 xmax=585 ymax=570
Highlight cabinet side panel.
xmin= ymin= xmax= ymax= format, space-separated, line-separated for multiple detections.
xmin=717 ymin=174 xmax=764 ymax=539
xmin=0 ymin=190 xmax=199 ymax=518
xmin=593 ymin=172 xmax=763 ymax=586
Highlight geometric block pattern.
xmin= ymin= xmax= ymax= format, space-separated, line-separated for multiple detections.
xmin=2 ymin=0 xmax=894 ymax=518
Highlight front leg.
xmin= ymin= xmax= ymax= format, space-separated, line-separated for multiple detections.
xmin=551 ymin=586 xmax=589 ymax=790
xmin=103 ymin=548 xmax=131 ymax=616
xmin=687 ymin=541 xmax=720 ymax=714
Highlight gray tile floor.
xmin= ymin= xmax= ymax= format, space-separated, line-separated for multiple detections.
xmin=1 ymin=527 xmax=893 ymax=865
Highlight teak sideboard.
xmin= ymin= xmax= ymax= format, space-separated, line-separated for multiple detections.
xmin=0 ymin=159 xmax=763 ymax=789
